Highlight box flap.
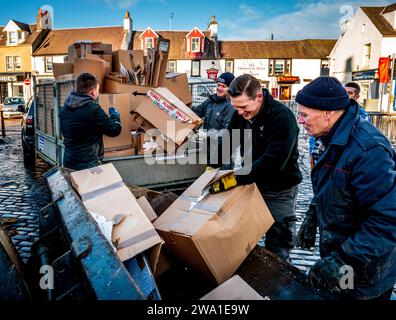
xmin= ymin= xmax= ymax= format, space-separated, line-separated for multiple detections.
xmin=137 ymin=196 xmax=158 ymax=222
xmin=200 ymin=275 xmax=264 ymax=300
xmin=70 ymin=163 xmax=122 ymax=196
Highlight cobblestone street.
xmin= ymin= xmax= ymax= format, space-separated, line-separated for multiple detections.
xmin=0 ymin=133 xmax=51 ymax=262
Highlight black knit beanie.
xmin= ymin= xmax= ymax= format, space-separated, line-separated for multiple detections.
xmin=295 ymin=76 xmax=350 ymax=110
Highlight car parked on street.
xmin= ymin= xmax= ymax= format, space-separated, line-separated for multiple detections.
xmin=1 ymin=97 xmax=25 ymax=119
xmin=21 ymin=97 xmax=35 ymax=166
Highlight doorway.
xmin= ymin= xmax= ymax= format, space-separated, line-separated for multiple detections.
xmin=279 ymin=85 xmax=291 ymax=100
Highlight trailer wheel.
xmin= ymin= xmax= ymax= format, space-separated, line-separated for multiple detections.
xmin=22 ymin=142 xmax=35 ymax=168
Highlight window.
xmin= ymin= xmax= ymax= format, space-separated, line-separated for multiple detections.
xmin=269 ymin=59 xmax=292 ymax=76
xmin=225 ymin=60 xmax=234 ymax=73
xmin=5 ymin=56 xmax=21 ymax=71
xmin=14 ymin=56 xmax=21 ymax=70
xmin=145 ymin=37 xmax=154 ymax=50
xmin=320 ymin=60 xmax=330 ymax=76
xmin=168 ymin=60 xmax=176 ymax=72
xmin=191 ymin=60 xmax=200 ymax=77
xmin=18 ymin=31 xmax=23 ymax=41
xmin=362 ymin=43 xmax=371 ymax=68
xmin=45 ymin=57 xmax=53 ymax=73
xmin=8 ymin=31 xmax=16 ymax=44
xmin=191 ymin=37 xmax=200 ymax=53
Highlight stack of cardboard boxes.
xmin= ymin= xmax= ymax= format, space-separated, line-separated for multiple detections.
xmin=53 ymin=39 xmax=198 ymax=156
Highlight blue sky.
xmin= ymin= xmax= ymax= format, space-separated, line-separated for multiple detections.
xmin=0 ymin=0 xmax=394 ymax=40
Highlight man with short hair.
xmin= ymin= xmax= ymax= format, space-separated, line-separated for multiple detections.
xmin=209 ymin=74 xmax=302 ymax=261
xmin=344 ymin=82 xmax=369 ymax=120
xmin=60 ymin=73 xmax=122 ymax=170
xmin=296 ymin=76 xmax=396 ymax=300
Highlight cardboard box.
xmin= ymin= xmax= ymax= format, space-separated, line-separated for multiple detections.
xmin=68 ymin=42 xmax=112 ymax=63
xmin=135 ymin=87 xmax=202 ymax=153
xmin=200 ymin=275 xmax=264 ymax=300
xmin=103 ymin=78 xmax=151 ymax=112
xmin=53 ymin=63 xmax=74 ymax=79
xmin=70 ymin=163 xmax=162 ymax=262
xmin=74 ymin=58 xmax=108 ymax=93
xmin=162 ymin=73 xmax=192 ymax=106
xmin=153 ymin=169 xmax=275 ymax=284
xmin=85 ymin=54 xmax=113 ymax=74
xmin=104 ymin=148 xmax=136 ymax=158
xmin=99 ymin=93 xmax=133 ymax=151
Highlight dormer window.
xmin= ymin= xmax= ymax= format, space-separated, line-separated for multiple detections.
xmin=145 ymin=37 xmax=154 ymax=50
xmin=8 ymin=31 xmax=16 ymax=44
xmin=191 ymin=37 xmax=200 ymax=53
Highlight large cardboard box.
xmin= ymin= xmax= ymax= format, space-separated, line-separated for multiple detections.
xmin=68 ymin=42 xmax=112 ymax=63
xmin=70 ymin=163 xmax=162 ymax=262
xmin=103 ymin=78 xmax=151 ymax=112
xmin=135 ymin=87 xmax=202 ymax=153
xmin=53 ymin=63 xmax=74 ymax=79
xmin=99 ymin=93 xmax=133 ymax=151
xmin=162 ymin=73 xmax=192 ymax=106
xmin=200 ymin=275 xmax=264 ymax=300
xmin=153 ymin=169 xmax=274 ymax=284
xmin=85 ymin=54 xmax=112 ymax=74
xmin=74 ymin=58 xmax=108 ymax=93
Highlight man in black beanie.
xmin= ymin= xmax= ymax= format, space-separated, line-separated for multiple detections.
xmin=295 ymin=76 xmax=396 ymax=300
xmin=192 ymin=72 xmax=235 ymax=131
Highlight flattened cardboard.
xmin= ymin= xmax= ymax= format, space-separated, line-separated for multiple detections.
xmin=68 ymin=42 xmax=112 ymax=63
xmin=153 ymin=170 xmax=275 ymax=284
xmin=70 ymin=163 xmax=162 ymax=263
xmin=53 ymin=63 xmax=74 ymax=79
xmin=135 ymin=87 xmax=201 ymax=151
xmin=162 ymin=73 xmax=192 ymax=105
xmin=200 ymin=275 xmax=264 ymax=300
xmin=99 ymin=93 xmax=133 ymax=151
xmin=74 ymin=58 xmax=107 ymax=93
xmin=104 ymin=148 xmax=136 ymax=158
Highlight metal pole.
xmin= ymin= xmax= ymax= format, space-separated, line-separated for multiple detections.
xmin=0 ymin=110 xmax=5 ymax=137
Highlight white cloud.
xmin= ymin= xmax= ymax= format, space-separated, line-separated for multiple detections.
xmin=221 ymin=0 xmax=395 ymax=40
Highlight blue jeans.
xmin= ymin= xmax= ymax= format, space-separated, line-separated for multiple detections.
xmin=261 ymin=186 xmax=298 ymax=262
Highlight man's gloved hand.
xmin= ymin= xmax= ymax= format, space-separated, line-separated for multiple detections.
xmin=109 ymin=107 xmax=120 ymax=118
xmin=296 ymin=206 xmax=317 ymax=249
xmin=308 ymin=252 xmax=346 ymax=292
xmin=209 ymin=173 xmax=237 ymax=194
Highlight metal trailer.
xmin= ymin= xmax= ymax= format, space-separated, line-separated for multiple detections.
xmin=32 ymin=77 xmax=206 ymax=190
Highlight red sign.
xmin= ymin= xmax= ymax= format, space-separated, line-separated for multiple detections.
xmin=206 ymin=68 xmax=219 ymax=81
xmin=277 ymin=76 xmax=300 ymax=83
xmin=378 ymin=57 xmax=390 ymax=83
xmin=271 ymin=88 xmax=279 ymax=98
xmin=24 ymin=78 xmax=31 ymax=86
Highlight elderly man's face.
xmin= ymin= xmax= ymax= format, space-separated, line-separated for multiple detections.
xmin=297 ymin=105 xmax=333 ymax=137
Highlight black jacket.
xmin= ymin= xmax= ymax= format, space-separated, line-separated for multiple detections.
xmin=192 ymin=94 xmax=235 ymax=130
xmin=216 ymin=89 xmax=302 ymax=192
xmin=60 ymin=92 xmax=121 ymax=170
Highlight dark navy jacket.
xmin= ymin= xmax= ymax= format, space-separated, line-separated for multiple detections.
xmin=60 ymin=92 xmax=121 ymax=170
xmin=310 ymin=101 xmax=396 ymax=299
xmin=192 ymin=94 xmax=235 ymax=130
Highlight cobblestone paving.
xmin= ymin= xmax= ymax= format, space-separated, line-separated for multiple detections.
xmin=0 ymin=133 xmax=51 ymax=263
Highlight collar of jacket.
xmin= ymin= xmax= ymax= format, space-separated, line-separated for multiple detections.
xmin=327 ymin=100 xmax=360 ymax=147
xmin=209 ymin=93 xmax=227 ymax=103
xmin=252 ymin=89 xmax=272 ymax=122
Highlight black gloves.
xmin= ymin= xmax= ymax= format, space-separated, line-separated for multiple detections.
xmin=308 ymin=252 xmax=346 ymax=292
xmin=296 ymin=204 xmax=317 ymax=249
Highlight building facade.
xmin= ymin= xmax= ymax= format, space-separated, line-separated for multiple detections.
xmin=330 ymin=3 xmax=396 ymax=111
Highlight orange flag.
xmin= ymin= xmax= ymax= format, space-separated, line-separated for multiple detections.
xmin=378 ymin=57 xmax=390 ymax=83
